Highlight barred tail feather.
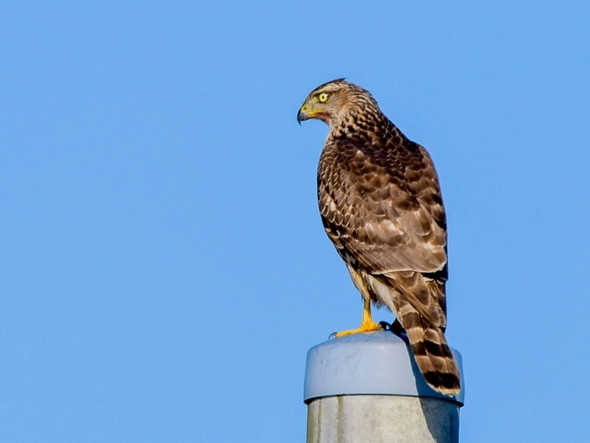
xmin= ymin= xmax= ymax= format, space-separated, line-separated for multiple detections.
xmin=400 ymin=303 xmax=461 ymax=396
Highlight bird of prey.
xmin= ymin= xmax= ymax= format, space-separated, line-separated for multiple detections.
xmin=297 ymin=79 xmax=460 ymax=396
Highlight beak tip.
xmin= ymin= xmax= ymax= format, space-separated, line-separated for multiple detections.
xmin=297 ymin=109 xmax=307 ymax=125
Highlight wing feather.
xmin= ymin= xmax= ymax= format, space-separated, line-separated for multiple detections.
xmin=318 ymin=137 xmax=446 ymax=275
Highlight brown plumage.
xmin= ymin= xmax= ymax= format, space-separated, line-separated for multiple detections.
xmin=297 ymin=79 xmax=460 ymax=396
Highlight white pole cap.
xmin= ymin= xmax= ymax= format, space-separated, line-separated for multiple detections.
xmin=304 ymin=331 xmax=465 ymax=405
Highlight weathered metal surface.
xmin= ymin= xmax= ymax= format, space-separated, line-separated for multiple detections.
xmin=307 ymin=395 xmax=459 ymax=443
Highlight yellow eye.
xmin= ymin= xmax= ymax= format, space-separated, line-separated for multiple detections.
xmin=318 ymin=92 xmax=329 ymax=103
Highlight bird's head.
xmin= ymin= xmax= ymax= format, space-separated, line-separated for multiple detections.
xmin=297 ymin=79 xmax=377 ymax=127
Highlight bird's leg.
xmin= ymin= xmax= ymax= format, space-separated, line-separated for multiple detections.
xmin=334 ymin=298 xmax=383 ymax=338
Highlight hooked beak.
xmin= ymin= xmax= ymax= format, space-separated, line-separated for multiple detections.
xmin=297 ymin=106 xmax=310 ymax=125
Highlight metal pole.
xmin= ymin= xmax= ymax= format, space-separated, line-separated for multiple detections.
xmin=304 ymin=332 xmax=464 ymax=443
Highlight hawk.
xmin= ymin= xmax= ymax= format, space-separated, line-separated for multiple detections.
xmin=297 ymin=79 xmax=460 ymax=396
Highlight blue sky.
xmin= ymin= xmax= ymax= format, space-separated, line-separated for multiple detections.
xmin=1 ymin=1 xmax=589 ymax=442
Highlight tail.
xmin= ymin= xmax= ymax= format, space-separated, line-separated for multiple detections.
xmin=363 ymin=270 xmax=461 ymax=395
xmin=399 ymin=301 xmax=461 ymax=396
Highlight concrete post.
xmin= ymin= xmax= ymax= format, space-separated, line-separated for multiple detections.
xmin=304 ymin=332 xmax=464 ymax=443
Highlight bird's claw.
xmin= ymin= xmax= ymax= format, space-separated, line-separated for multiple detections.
xmin=378 ymin=321 xmax=391 ymax=331
xmin=329 ymin=321 xmax=389 ymax=339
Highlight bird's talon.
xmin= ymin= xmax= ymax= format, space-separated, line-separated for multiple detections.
xmin=378 ymin=321 xmax=391 ymax=331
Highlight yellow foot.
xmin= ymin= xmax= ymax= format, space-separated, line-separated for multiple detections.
xmin=331 ymin=298 xmax=384 ymax=338
xmin=333 ymin=320 xmax=383 ymax=338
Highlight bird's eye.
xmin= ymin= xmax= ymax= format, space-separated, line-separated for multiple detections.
xmin=318 ymin=92 xmax=329 ymax=103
